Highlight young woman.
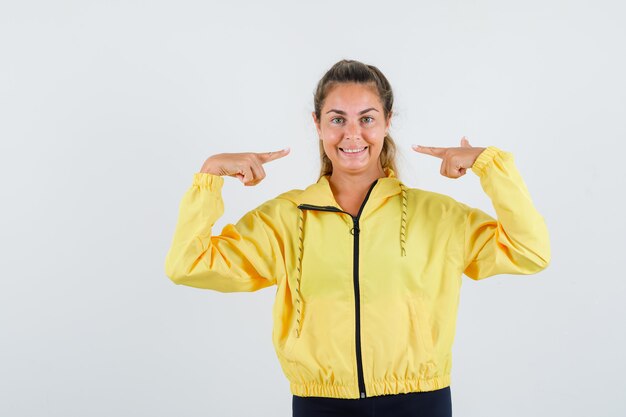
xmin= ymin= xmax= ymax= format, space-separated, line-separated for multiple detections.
xmin=164 ymin=59 xmax=551 ymax=417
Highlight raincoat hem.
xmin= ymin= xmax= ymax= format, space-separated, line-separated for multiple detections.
xmin=289 ymin=375 xmax=451 ymax=399
xmin=368 ymin=375 xmax=451 ymax=396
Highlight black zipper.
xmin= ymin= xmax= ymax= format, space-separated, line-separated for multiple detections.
xmin=297 ymin=179 xmax=379 ymax=399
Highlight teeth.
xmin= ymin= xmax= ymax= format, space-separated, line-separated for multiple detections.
xmin=341 ymin=147 xmax=366 ymax=153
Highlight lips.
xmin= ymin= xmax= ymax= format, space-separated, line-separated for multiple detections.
xmin=339 ymin=146 xmax=368 ymax=154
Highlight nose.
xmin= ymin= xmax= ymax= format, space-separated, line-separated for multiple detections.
xmin=343 ymin=119 xmax=362 ymax=141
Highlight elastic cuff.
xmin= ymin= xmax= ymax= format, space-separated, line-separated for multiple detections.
xmin=193 ymin=172 xmax=224 ymax=191
xmin=471 ymin=146 xmax=505 ymax=177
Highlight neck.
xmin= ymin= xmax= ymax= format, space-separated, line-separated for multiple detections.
xmin=328 ymin=164 xmax=386 ymax=197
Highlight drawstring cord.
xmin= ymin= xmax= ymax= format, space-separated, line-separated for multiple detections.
xmin=295 ymin=209 xmax=305 ymax=337
xmin=400 ymin=183 xmax=408 ymax=257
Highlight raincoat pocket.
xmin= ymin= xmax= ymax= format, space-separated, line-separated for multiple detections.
xmin=283 ymin=329 xmax=300 ymax=360
xmin=408 ymin=297 xmax=435 ymax=356
xmin=282 ymin=302 xmax=306 ymax=362
xmin=277 ymin=323 xmax=304 ymax=383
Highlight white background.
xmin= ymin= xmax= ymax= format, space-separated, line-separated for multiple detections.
xmin=1 ymin=1 xmax=624 ymax=416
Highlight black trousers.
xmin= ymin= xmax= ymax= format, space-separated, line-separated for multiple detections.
xmin=292 ymin=386 xmax=452 ymax=417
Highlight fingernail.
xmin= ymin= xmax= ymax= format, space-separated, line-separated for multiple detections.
xmin=412 ymin=144 xmax=420 ymax=148
xmin=283 ymin=147 xmax=291 ymax=152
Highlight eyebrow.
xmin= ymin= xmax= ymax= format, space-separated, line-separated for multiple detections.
xmin=325 ymin=107 xmax=379 ymax=115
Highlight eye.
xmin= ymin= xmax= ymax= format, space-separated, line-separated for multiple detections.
xmin=330 ymin=117 xmax=344 ymax=124
xmin=362 ymin=116 xmax=374 ymax=123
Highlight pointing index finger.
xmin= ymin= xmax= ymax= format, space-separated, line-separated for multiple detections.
xmin=412 ymin=145 xmax=446 ymax=159
xmin=259 ymin=147 xmax=291 ymax=163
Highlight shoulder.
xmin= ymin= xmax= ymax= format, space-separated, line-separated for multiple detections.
xmin=403 ymin=185 xmax=469 ymax=218
xmin=244 ymin=187 xmax=306 ymax=221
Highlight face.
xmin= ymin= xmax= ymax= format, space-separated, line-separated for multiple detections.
xmin=313 ymin=82 xmax=391 ymax=178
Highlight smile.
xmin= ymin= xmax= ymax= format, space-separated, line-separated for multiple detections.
xmin=339 ymin=146 xmax=368 ymax=154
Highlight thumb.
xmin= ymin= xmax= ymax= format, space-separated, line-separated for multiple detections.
xmin=460 ymin=136 xmax=471 ymax=147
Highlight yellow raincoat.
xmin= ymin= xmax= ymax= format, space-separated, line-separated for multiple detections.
xmin=164 ymin=146 xmax=551 ymax=399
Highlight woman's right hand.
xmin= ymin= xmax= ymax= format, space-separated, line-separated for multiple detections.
xmin=199 ymin=147 xmax=291 ymax=186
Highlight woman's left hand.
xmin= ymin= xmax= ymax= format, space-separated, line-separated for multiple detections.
xmin=411 ymin=137 xmax=486 ymax=179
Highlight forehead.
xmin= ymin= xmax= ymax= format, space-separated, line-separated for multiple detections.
xmin=322 ymin=83 xmax=382 ymax=112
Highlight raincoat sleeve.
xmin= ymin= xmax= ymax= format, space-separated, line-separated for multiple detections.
xmin=462 ymin=146 xmax=551 ymax=280
xmin=164 ymin=172 xmax=286 ymax=292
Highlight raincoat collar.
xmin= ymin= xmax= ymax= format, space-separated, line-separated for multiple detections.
xmin=296 ymin=167 xmax=403 ymax=208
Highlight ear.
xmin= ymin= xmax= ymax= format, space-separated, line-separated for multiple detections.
xmin=312 ymin=111 xmax=322 ymax=137
xmin=385 ymin=110 xmax=393 ymax=132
